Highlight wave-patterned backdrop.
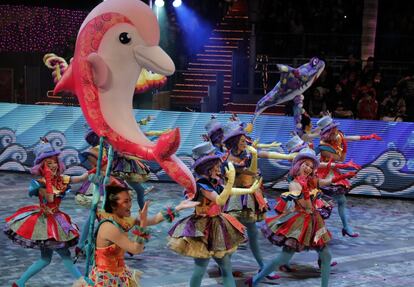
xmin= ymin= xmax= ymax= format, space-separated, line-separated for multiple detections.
xmin=1 ymin=103 xmax=413 ymax=198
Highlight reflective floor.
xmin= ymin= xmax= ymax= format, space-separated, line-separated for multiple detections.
xmin=1 ymin=172 xmax=413 ymax=287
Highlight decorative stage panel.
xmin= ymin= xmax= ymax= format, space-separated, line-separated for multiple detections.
xmin=0 ymin=103 xmax=413 ymax=198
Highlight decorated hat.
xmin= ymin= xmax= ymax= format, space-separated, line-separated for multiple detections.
xmin=192 ymin=142 xmax=221 ymax=170
xmin=204 ymin=115 xmax=223 ymax=137
xmin=285 ymin=135 xmax=308 ymax=153
xmin=292 ymin=147 xmax=319 ymax=168
xmin=30 ymin=139 xmax=64 ymax=175
xmin=192 ymin=142 xmax=216 ymax=159
xmin=33 ymin=140 xmax=60 ymax=165
xmin=222 ymin=115 xmax=246 ymax=144
xmin=317 ymin=115 xmax=339 ymax=135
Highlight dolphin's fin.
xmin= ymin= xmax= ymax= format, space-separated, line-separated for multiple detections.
xmin=87 ymin=52 xmax=111 ymax=90
xmin=153 ymin=128 xmax=180 ymax=160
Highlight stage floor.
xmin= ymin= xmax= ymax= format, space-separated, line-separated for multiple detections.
xmin=1 ymin=172 xmax=414 ymax=287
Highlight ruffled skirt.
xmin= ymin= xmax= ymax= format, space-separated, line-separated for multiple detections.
xmin=274 ymin=197 xmax=333 ymax=219
xmin=112 ymin=154 xmax=150 ymax=183
xmin=168 ymin=213 xmax=245 ymax=258
xmin=261 ymin=209 xmax=331 ymax=252
xmin=223 ymin=192 xmax=268 ymax=223
xmin=4 ymin=205 xmax=79 ymax=249
xmin=78 ymin=266 xmax=142 ymax=287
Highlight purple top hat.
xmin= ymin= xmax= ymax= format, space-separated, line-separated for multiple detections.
xmin=204 ymin=115 xmax=223 ymax=137
xmin=33 ymin=141 xmax=61 ymax=165
xmin=285 ymin=135 xmax=308 ymax=153
xmin=222 ymin=118 xmax=245 ymax=144
xmin=192 ymin=142 xmax=221 ymax=170
xmin=317 ymin=115 xmax=340 ymax=135
xmin=31 ymin=140 xmax=64 ymax=175
xmin=292 ymin=147 xmax=319 ymax=168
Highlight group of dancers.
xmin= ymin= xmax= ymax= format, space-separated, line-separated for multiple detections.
xmin=3 ymin=111 xmax=381 ymax=287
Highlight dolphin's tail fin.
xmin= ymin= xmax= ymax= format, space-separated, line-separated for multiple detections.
xmin=153 ymin=128 xmax=180 ymax=160
xmin=247 ymin=93 xmax=275 ymax=133
xmin=54 ymin=64 xmax=75 ymax=95
xmin=157 ymin=155 xmax=196 ymax=199
xmin=152 ymin=128 xmax=196 ymax=197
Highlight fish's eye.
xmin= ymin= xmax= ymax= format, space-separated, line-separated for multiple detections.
xmin=312 ymin=58 xmax=319 ymax=66
xmin=119 ymin=32 xmax=132 ymax=44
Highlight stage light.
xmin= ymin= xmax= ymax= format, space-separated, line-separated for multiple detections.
xmin=155 ymin=0 xmax=165 ymax=8
xmin=173 ymin=0 xmax=182 ymax=8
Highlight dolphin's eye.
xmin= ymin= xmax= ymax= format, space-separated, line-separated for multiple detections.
xmin=312 ymin=58 xmax=319 ymax=66
xmin=119 ymin=32 xmax=132 ymax=44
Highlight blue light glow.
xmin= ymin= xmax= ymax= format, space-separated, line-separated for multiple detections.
xmin=175 ymin=3 xmax=212 ymax=55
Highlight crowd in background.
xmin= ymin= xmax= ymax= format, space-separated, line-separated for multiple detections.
xmin=301 ymin=54 xmax=414 ymax=122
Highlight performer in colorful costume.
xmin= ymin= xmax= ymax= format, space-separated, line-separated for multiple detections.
xmin=247 ymin=148 xmax=356 ymax=287
xmin=76 ymin=184 xmax=198 ymax=287
xmin=316 ymin=115 xmax=381 ymax=237
xmin=168 ymin=142 xmax=262 ymax=287
xmin=4 ymin=141 xmax=89 ymax=287
xmin=75 ymin=118 xmax=169 ymax=260
xmin=220 ymin=118 xmax=293 ymax=279
xmin=275 ymin=136 xmax=337 ymax=272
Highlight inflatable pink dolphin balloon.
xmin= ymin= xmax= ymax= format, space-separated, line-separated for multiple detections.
xmin=54 ymin=0 xmax=196 ymax=196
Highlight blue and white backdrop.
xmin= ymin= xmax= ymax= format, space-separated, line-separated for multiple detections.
xmin=1 ymin=103 xmax=413 ymax=198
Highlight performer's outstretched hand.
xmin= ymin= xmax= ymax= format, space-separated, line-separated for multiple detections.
xmin=336 ymin=160 xmax=361 ymax=170
xmin=139 ymin=201 xmax=150 ymax=228
xmin=224 ymin=162 xmax=236 ymax=184
xmin=360 ymin=133 xmax=382 ymax=141
xmin=175 ymin=200 xmax=200 ymax=211
xmin=246 ymin=145 xmax=258 ymax=156
xmin=252 ymin=138 xmax=260 ymax=149
xmin=250 ymin=177 xmax=263 ymax=193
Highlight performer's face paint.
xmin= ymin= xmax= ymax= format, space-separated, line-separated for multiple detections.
xmin=45 ymin=157 xmax=59 ymax=176
xmin=113 ymin=191 xmax=133 ymax=218
xmin=299 ymin=159 xmax=314 ymax=177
